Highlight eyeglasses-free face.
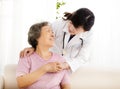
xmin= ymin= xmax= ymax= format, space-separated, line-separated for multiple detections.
xmin=37 ymin=25 xmax=55 ymax=47
xmin=68 ymin=21 xmax=85 ymax=35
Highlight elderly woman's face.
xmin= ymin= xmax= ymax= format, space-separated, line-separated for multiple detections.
xmin=37 ymin=25 xmax=55 ymax=47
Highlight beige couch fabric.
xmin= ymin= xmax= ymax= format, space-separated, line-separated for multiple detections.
xmin=0 ymin=64 xmax=120 ymax=89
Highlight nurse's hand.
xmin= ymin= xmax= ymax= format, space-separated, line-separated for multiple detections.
xmin=59 ymin=62 xmax=70 ymax=70
xmin=20 ymin=47 xmax=35 ymax=58
xmin=44 ymin=62 xmax=62 ymax=72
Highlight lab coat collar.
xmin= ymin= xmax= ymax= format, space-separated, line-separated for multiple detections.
xmin=62 ymin=21 xmax=69 ymax=33
xmin=78 ymin=31 xmax=89 ymax=39
xmin=66 ymin=31 xmax=89 ymax=48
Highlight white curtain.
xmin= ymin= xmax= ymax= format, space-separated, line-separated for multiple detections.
xmin=0 ymin=0 xmax=56 ymax=74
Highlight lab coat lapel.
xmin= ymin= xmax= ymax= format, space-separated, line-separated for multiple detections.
xmin=66 ymin=32 xmax=86 ymax=48
xmin=62 ymin=22 xmax=70 ymax=49
xmin=62 ymin=21 xmax=81 ymax=49
xmin=66 ymin=34 xmax=80 ymax=48
xmin=64 ymin=32 xmax=70 ymax=49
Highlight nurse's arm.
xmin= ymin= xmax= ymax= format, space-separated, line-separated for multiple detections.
xmin=65 ymin=35 xmax=93 ymax=72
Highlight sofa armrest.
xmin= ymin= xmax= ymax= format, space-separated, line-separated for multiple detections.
xmin=0 ymin=75 xmax=4 ymax=89
xmin=4 ymin=64 xmax=19 ymax=89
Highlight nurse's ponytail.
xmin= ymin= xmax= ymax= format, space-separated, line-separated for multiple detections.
xmin=62 ymin=12 xmax=72 ymax=20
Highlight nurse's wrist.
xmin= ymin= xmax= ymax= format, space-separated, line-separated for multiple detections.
xmin=63 ymin=62 xmax=70 ymax=70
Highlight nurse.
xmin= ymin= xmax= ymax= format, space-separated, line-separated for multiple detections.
xmin=20 ymin=8 xmax=95 ymax=72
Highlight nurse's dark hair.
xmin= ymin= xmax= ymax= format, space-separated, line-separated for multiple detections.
xmin=63 ymin=8 xmax=95 ymax=31
xmin=28 ymin=21 xmax=49 ymax=50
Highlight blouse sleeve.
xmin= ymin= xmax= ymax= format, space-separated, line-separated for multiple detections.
xmin=61 ymin=70 xmax=71 ymax=85
xmin=16 ymin=56 xmax=31 ymax=77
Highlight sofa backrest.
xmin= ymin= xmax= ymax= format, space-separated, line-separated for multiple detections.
xmin=70 ymin=67 xmax=120 ymax=89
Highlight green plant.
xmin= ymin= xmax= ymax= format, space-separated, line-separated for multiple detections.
xmin=56 ymin=0 xmax=66 ymax=19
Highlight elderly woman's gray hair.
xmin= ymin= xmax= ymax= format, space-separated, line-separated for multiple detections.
xmin=28 ymin=22 xmax=49 ymax=49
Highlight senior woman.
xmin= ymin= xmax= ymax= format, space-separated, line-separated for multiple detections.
xmin=16 ymin=22 xmax=70 ymax=89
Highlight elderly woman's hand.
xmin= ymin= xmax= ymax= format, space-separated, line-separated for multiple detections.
xmin=43 ymin=62 xmax=63 ymax=72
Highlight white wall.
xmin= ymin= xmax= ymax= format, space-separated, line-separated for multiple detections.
xmin=62 ymin=0 xmax=120 ymax=69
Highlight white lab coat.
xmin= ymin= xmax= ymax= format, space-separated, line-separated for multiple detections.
xmin=51 ymin=19 xmax=93 ymax=72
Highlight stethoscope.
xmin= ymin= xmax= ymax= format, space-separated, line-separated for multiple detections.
xmin=62 ymin=32 xmax=83 ymax=56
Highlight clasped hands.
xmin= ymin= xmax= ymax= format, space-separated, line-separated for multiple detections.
xmin=43 ymin=62 xmax=67 ymax=73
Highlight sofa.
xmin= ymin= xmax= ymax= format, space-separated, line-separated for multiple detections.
xmin=0 ymin=64 xmax=120 ymax=89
